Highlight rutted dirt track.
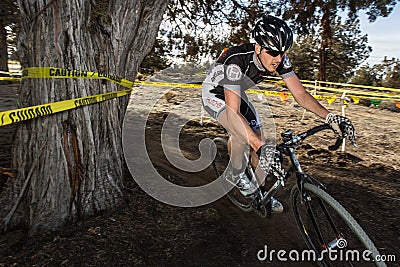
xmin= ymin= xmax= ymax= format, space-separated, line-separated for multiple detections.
xmin=0 ymin=81 xmax=399 ymax=266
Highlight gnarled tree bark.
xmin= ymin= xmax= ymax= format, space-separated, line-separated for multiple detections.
xmin=0 ymin=24 xmax=8 ymax=72
xmin=0 ymin=0 xmax=167 ymax=234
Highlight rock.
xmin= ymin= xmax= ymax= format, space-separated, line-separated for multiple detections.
xmin=163 ymin=89 xmax=177 ymax=103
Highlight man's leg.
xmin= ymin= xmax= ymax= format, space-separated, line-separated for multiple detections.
xmin=218 ymin=109 xmax=250 ymax=173
xmin=218 ymin=111 xmax=258 ymax=196
xmin=227 ymin=135 xmax=247 ymax=173
xmin=250 ymin=129 xmax=267 ymax=187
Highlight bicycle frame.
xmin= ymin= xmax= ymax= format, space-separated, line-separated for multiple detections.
xmin=252 ymin=124 xmax=343 ymax=208
xmin=267 ymin=124 xmax=345 ymax=247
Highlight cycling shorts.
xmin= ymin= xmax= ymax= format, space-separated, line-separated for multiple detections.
xmin=202 ymin=84 xmax=262 ymax=132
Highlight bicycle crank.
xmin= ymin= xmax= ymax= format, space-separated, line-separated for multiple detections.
xmin=252 ymin=200 xmax=268 ymax=218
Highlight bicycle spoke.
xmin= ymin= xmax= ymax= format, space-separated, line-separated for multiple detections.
xmin=316 ymin=196 xmax=341 ymax=244
xmin=306 ymin=199 xmax=327 ymax=250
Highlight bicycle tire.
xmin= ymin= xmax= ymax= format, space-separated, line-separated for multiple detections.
xmin=291 ymin=183 xmax=386 ymax=267
xmin=211 ymin=137 xmax=253 ymax=212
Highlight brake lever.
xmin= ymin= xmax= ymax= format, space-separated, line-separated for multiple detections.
xmin=328 ymin=123 xmax=346 ymax=151
xmin=328 ymin=137 xmax=343 ymax=151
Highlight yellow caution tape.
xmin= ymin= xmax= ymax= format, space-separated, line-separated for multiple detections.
xmin=302 ymin=83 xmax=400 ymax=98
xmin=346 ymin=94 xmax=400 ymax=101
xmin=248 ymin=88 xmax=341 ymax=105
xmin=0 ymin=70 xmax=22 ymax=81
xmin=134 ymin=80 xmax=202 ymax=88
xmin=0 ymin=89 xmax=131 ymax=127
xmin=301 ymin=79 xmax=400 ymax=93
xmin=303 ymin=84 xmax=400 ymax=101
xmin=22 ymin=67 xmax=135 ymax=89
xmin=263 ymin=76 xmax=400 ymax=93
xmin=0 ymin=70 xmax=20 ymax=75
xmin=260 ymin=80 xmax=400 ymax=101
xmin=0 ymin=77 xmax=21 ymax=81
xmin=22 ymin=67 xmax=203 ymax=89
xmin=0 ymin=66 xmax=136 ymax=127
xmin=20 ymin=67 xmax=205 ymax=89
xmin=247 ymin=89 xmax=283 ymax=97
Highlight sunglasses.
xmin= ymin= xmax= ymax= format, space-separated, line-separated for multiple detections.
xmin=265 ymin=50 xmax=285 ymax=57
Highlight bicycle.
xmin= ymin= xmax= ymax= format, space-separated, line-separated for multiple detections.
xmin=210 ymin=124 xmax=386 ymax=267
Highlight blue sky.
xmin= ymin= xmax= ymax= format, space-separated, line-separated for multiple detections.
xmin=359 ymin=3 xmax=400 ymax=65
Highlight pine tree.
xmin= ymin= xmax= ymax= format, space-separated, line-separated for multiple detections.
xmin=288 ymin=18 xmax=371 ymax=82
xmin=277 ymin=0 xmax=397 ymax=81
xmin=351 ymin=64 xmax=379 ymax=86
xmin=380 ymin=58 xmax=400 ymax=88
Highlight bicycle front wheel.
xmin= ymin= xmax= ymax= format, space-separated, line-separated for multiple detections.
xmin=211 ymin=137 xmax=253 ymax=212
xmin=291 ymin=183 xmax=385 ymax=267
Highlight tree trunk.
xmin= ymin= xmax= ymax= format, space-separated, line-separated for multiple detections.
xmin=0 ymin=24 xmax=9 ymax=72
xmin=318 ymin=42 xmax=327 ymax=82
xmin=0 ymin=0 xmax=167 ymax=233
xmin=318 ymin=4 xmax=334 ymax=82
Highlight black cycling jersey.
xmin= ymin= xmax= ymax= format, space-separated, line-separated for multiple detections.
xmin=202 ymin=43 xmax=295 ymax=131
xmin=206 ymin=43 xmax=294 ymax=96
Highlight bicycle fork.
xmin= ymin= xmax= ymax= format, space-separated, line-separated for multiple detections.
xmin=289 ymin=146 xmax=346 ymax=251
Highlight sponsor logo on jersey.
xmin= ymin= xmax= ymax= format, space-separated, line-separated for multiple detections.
xmin=283 ymin=55 xmax=292 ymax=69
xmin=226 ymin=64 xmax=242 ymax=81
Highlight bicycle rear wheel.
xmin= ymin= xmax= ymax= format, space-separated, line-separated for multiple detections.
xmin=291 ymin=183 xmax=385 ymax=267
xmin=211 ymin=137 xmax=253 ymax=212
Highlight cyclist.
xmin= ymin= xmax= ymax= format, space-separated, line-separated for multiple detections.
xmin=202 ymin=15 xmax=356 ymax=212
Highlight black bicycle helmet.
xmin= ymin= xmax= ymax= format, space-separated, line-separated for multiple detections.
xmin=252 ymin=15 xmax=293 ymax=52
